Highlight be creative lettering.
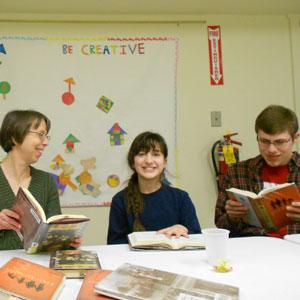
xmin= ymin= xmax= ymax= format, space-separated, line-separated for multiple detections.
xmin=62 ymin=43 xmax=145 ymax=55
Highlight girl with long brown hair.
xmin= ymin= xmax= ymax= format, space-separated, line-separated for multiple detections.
xmin=107 ymin=131 xmax=201 ymax=244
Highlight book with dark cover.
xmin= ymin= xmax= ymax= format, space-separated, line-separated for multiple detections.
xmin=11 ymin=187 xmax=90 ymax=254
xmin=76 ymin=270 xmax=113 ymax=300
xmin=49 ymin=249 xmax=101 ymax=278
xmin=128 ymin=231 xmax=205 ymax=250
xmin=94 ymin=263 xmax=239 ymax=300
xmin=226 ymin=182 xmax=300 ymax=230
xmin=0 ymin=257 xmax=65 ymax=300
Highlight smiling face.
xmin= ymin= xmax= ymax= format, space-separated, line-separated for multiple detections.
xmin=15 ymin=120 xmax=49 ymax=165
xmin=257 ymin=130 xmax=297 ymax=167
xmin=133 ymin=145 xmax=167 ymax=183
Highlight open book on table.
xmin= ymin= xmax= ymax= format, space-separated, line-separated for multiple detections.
xmin=12 ymin=187 xmax=90 ymax=254
xmin=127 ymin=231 xmax=205 ymax=250
xmin=94 ymin=263 xmax=239 ymax=300
xmin=226 ymin=182 xmax=300 ymax=231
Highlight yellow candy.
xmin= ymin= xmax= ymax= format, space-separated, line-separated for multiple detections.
xmin=214 ymin=259 xmax=232 ymax=273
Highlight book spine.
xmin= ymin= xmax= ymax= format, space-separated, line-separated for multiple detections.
xmin=252 ymin=199 xmax=275 ymax=230
xmin=26 ymin=223 xmax=49 ymax=254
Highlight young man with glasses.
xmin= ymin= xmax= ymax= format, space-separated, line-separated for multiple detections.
xmin=215 ymin=105 xmax=300 ymax=237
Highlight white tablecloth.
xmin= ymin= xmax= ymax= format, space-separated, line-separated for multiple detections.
xmin=1 ymin=236 xmax=299 ymax=300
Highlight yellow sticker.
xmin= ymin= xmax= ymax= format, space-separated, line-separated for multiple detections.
xmin=222 ymin=144 xmax=236 ymax=164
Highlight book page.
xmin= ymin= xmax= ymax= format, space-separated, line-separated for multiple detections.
xmin=47 ymin=214 xmax=88 ymax=224
xmin=226 ymin=187 xmax=258 ymax=199
xmin=129 ymin=232 xmax=172 ymax=247
xmin=258 ymin=182 xmax=294 ymax=196
xmin=22 ymin=187 xmax=46 ymax=222
xmin=170 ymin=234 xmax=204 ymax=249
xmin=128 ymin=232 xmax=205 ymax=250
xmin=229 ymin=193 xmax=262 ymax=227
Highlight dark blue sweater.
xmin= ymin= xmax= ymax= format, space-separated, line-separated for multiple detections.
xmin=107 ymin=184 xmax=201 ymax=244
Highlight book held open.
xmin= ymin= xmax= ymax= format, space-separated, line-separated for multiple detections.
xmin=12 ymin=187 xmax=90 ymax=254
xmin=127 ymin=231 xmax=205 ymax=250
xmin=226 ymin=182 xmax=300 ymax=230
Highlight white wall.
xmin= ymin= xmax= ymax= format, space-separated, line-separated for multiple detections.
xmin=0 ymin=14 xmax=299 ymax=245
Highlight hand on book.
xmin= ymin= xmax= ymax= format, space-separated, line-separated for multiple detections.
xmin=157 ymin=224 xmax=189 ymax=238
xmin=225 ymin=199 xmax=248 ymax=220
xmin=286 ymin=202 xmax=300 ymax=221
xmin=0 ymin=208 xmax=21 ymax=231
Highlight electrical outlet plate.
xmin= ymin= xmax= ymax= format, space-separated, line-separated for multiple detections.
xmin=211 ymin=111 xmax=222 ymax=127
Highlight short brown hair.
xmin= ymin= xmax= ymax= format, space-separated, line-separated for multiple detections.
xmin=0 ymin=110 xmax=51 ymax=153
xmin=255 ymin=105 xmax=298 ymax=136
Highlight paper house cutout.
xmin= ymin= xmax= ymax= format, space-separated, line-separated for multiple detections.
xmin=107 ymin=123 xmax=127 ymax=146
xmin=63 ymin=134 xmax=80 ymax=153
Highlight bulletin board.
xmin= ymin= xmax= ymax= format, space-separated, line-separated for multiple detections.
xmin=0 ymin=35 xmax=178 ymax=207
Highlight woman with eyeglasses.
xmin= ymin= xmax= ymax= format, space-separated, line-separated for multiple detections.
xmin=0 ymin=110 xmax=81 ymax=250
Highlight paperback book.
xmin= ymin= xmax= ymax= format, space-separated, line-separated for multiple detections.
xmin=226 ymin=182 xmax=300 ymax=230
xmin=0 ymin=257 xmax=65 ymax=300
xmin=12 ymin=187 xmax=90 ymax=254
xmin=76 ymin=270 xmax=113 ymax=300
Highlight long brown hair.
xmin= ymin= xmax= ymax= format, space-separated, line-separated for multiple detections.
xmin=125 ymin=131 xmax=168 ymax=231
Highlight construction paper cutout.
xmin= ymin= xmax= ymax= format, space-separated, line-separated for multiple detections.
xmin=59 ymin=163 xmax=78 ymax=191
xmin=63 ymin=133 xmax=80 ymax=153
xmin=76 ymin=157 xmax=101 ymax=198
xmin=107 ymin=174 xmax=120 ymax=188
xmin=50 ymin=154 xmax=65 ymax=170
xmin=96 ymin=95 xmax=114 ymax=113
xmin=0 ymin=81 xmax=11 ymax=100
xmin=107 ymin=123 xmax=127 ymax=146
xmin=0 ymin=44 xmax=6 ymax=54
xmin=62 ymin=77 xmax=75 ymax=105
xmin=0 ymin=44 xmax=6 ymax=66
xmin=51 ymin=173 xmax=67 ymax=195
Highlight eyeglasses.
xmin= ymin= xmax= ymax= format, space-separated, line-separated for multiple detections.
xmin=257 ymin=137 xmax=291 ymax=148
xmin=28 ymin=131 xmax=51 ymax=141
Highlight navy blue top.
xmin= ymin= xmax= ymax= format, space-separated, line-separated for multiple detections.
xmin=107 ymin=184 xmax=201 ymax=244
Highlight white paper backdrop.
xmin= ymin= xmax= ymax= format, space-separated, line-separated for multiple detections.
xmin=0 ymin=36 xmax=178 ymax=206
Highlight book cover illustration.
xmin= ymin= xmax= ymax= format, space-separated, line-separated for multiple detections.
xmin=94 ymin=263 xmax=239 ymax=299
xmin=0 ymin=257 xmax=65 ymax=300
xmin=27 ymin=221 xmax=89 ymax=254
xmin=12 ymin=187 xmax=90 ymax=254
xmin=76 ymin=270 xmax=113 ymax=300
xmin=49 ymin=249 xmax=101 ymax=278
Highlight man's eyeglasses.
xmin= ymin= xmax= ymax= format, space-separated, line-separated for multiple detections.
xmin=257 ymin=137 xmax=291 ymax=148
xmin=29 ymin=131 xmax=51 ymax=141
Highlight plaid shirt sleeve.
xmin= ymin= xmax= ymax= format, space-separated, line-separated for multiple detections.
xmin=286 ymin=152 xmax=300 ymax=234
xmin=215 ymin=152 xmax=300 ymax=237
xmin=215 ymin=157 xmax=266 ymax=237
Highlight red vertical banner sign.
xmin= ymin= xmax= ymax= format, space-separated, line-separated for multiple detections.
xmin=207 ymin=25 xmax=224 ymax=85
